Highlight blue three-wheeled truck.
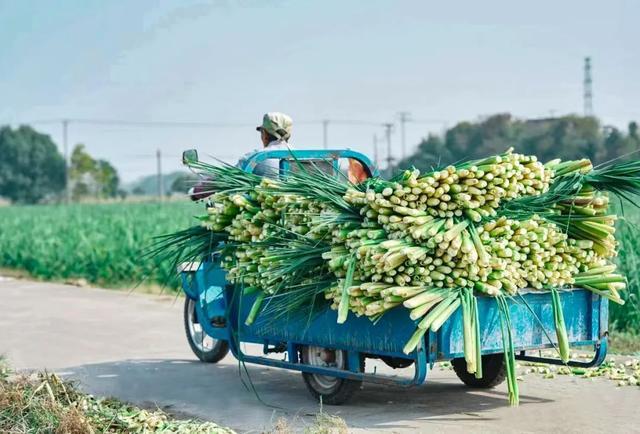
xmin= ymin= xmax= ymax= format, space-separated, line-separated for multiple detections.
xmin=179 ymin=148 xmax=608 ymax=405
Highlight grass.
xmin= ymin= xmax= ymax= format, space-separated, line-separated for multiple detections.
xmin=0 ymin=357 xmax=233 ymax=433
xmin=609 ymin=331 xmax=640 ymax=355
xmin=611 ymin=201 xmax=640 ymax=334
xmin=0 ymin=202 xmax=201 ymax=291
xmin=0 ymin=356 xmax=348 ymax=434
xmin=271 ymin=411 xmax=348 ymax=434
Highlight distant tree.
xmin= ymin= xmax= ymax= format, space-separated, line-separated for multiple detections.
xmin=627 ymin=122 xmax=640 ymax=155
xmin=602 ymin=127 xmax=628 ymax=161
xmin=70 ymin=144 xmax=96 ymax=199
xmin=70 ymin=144 xmax=120 ymax=199
xmin=393 ymin=134 xmax=451 ymax=174
xmin=132 ymin=186 xmax=145 ymax=196
xmin=629 ymin=121 xmax=639 ymax=141
xmin=170 ymin=172 xmax=199 ymax=194
xmin=0 ymin=125 xmax=66 ymax=203
xmin=95 ymin=160 xmax=120 ymax=198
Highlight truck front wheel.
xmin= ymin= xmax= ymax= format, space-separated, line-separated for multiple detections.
xmin=184 ymin=298 xmax=228 ymax=363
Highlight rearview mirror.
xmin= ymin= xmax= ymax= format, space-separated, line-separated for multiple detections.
xmin=182 ymin=149 xmax=198 ymax=165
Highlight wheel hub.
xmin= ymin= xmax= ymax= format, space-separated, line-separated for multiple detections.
xmin=187 ymin=298 xmax=219 ymax=352
xmin=305 ymin=346 xmax=345 ymax=390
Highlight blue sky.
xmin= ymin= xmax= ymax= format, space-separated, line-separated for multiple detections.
xmin=1 ymin=0 xmax=637 ymax=181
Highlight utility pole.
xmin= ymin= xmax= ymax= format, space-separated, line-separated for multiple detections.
xmin=397 ymin=111 xmax=411 ymax=159
xmin=383 ymin=123 xmax=394 ymax=172
xmin=322 ymin=120 xmax=329 ymax=149
xmin=373 ymin=134 xmax=379 ymax=167
xmin=584 ymin=57 xmax=593 ymax=117
xmin=156 ymin=149 xmax=163 ymax=202
xmin=62 ymin=119 xmax=70 ymax=204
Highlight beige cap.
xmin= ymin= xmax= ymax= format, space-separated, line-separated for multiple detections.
xmin=256 ymin=112 xmax=293 ymax=141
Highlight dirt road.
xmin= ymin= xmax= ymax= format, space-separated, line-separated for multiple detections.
xmin=1 ymin=278 xmax=638 ymax=433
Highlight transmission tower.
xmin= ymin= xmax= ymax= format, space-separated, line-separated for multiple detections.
xmin=583 ymin=57 xmax=593 ymax=117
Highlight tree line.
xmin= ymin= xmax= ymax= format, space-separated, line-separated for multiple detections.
xmin=0 ymin=125 xmax=122 ymax=203
xmin=393 ymin=114 xmax=640 ymax=174
xmin=0 ymin=124 xmax=194 ymax=204
xmin=2 ymin=115 xmax=639 ymax=203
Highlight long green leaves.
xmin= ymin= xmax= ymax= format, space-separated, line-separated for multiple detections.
xmin=497 ymin=296 xmax=519 ymax=406
xmin=497 ymin=173 xmax=583 ymax=219
xmin=472 ymin=296 xmax=483 ymax=379
xmin=264 ymin=161 xmax=362 ymax=217
xmin=550 ymin=288 xmax=570 ymax=363
xmin=461 ymin=288 xmax=483 ymax=377
xmin=145 ymin=225 xmax=227 ymax=287
xmin=186 ymin=160 xmax=263 ymax=195
xmin=584 ymin=159 xmax=640 ymax=204
xmin=242 ymin=227 xmax=336 ymax=324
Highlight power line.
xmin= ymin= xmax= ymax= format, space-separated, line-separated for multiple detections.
xmin=18 ymin=119 xmax=64 ymax=125
xmin=3 ymin=116 xmax=447 ymax=169
xmin=124 ymin=152 xmax=238 ymax=160
xmin=125 ymin=153 xmax=181 ymax=158
xmin=327 ymin=119 xmax=386 ymax=126
xmin=409 ymin=119 xmax=448 ymax=124
xmin=0 ymin=118 xmax=245 ymax=128
xmin=65 ymin=118 xmax=256 ymax=128
xmin=3 ymin=117 xmax=391 ymax=128
xmin=3 ymin=116 xmax=454 ymax=129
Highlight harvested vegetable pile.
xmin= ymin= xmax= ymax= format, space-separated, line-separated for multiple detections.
xmin=0 ymin=359 xmax=233 ymax=433
xmin=155 ymin=149 xmax=640 ymax=406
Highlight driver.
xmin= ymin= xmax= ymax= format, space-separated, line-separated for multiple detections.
xmin=244 ymin=112 xmax=294 ymax=177
xmin=189 ymin=112 xmax=293 ymax=200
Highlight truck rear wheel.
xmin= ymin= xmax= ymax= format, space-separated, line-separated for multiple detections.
xmin=184 ymin=298 xmax=228 ymax=363
xmin=301 ymin=346 xmax=362 ymax=405
xmin=452 ymin=353 xmax=506 ymax=388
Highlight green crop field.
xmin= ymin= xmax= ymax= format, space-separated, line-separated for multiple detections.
xmin=611 ymin=203 xmax=640 ymax=333
xmin=0 ymin=200 xmax=638 ymax=333
xmin=0 ymin=201 xmax=201 ymax=290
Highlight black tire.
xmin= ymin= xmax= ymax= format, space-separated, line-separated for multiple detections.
xmin=301 ymin=346 xmax=363 ymax=405
xmin=380 ymin=356 xmax=414 ymax=369
xmin=452 ymin=353 xmax=507 ymax=388
xmin=183 ymin=298 xmax=229 ymax=363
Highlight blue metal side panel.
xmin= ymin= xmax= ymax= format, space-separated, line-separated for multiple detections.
xmin=237 ymin=298 xmax=418 ymax=357
xmin=598 ymin=293 xmax=609 ymax=336
xmin=228 ymin=287 xmax=601 ymax=360
xmin=186 ymin=262 xmax=604 ymax=362
xmin=437 ymin=290 xmax=601 ymax=359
